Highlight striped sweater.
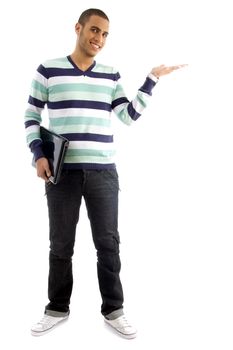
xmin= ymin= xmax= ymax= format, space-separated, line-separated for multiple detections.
xmin=24 ymin=56 xmax=158 ymax=169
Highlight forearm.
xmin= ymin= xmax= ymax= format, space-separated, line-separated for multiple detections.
xmin=112 ymin=74 xmax=158 ymax=125
xmin=24 ymin=65 xmax=48 ymax=159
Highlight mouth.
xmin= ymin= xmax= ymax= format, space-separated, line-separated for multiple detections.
xmin=90 ymin=42 xmax=101 ymax=50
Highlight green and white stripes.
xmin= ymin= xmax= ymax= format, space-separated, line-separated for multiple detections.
xmin=24 ymin=56 xmax=157 ymax=168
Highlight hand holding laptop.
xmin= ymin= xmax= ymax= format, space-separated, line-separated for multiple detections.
xmin=36 ymin=157 xmax=52 ymax=182
xmin=32 ymin=126 xmax=69 ymax=185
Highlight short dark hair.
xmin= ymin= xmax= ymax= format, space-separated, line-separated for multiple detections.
xmin=78 ymin=8 xmax=109 ymax=26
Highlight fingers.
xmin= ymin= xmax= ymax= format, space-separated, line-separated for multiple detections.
xmin=37 ymin=167 xmax=50 ymax=182
xmin=157 ymin=64 xmax=187 ymax=70
xmin=36 ymin=157 xmax=51 ymax=182
xmin=45 ymin=167 xmax=51 ymax=179
xmin=43 ymin=163 xmax=51 ymax=182
xmin=152 ymin=63 xmax=188 ymax=78
xmin=172 ymin=64 xmax=188 ymax=71
xmin=165 ymin=64 xmax=187 ymax=72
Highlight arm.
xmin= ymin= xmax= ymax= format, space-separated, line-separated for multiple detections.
xmin=24 ymin=64 xmax=51 ymax=181
xmin=112 ymin=64 xmax=187 ymax=125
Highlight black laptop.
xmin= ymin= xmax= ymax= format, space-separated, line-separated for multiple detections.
xmin=32 ymin=126 xmax=69 ymax=184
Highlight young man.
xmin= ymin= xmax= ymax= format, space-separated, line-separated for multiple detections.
xmin=25 ymin=8 xmax=186 ymax=339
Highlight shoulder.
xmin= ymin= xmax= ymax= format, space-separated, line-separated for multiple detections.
xmin=93 ymin=63 xmax=120 ymax=81
xmin=41 ymin=56 xmax=71 ymax=69
xmin=94 ymin=62 xmax=118 ymax=74
xmin=36 ymin=57 xmax=72 ymax=79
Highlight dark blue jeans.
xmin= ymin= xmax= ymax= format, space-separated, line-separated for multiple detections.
xmin=45 ymin=169 xmax=124 ymax=317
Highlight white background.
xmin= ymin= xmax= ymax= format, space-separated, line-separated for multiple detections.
xmin=0 ymin=0 xmax=233 ymax=349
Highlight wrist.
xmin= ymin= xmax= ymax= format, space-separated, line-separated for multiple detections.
xmin=148 ymin=72 xmax=159 ymax=82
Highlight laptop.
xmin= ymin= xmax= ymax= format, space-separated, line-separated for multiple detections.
xmin=32 ymin=126 xmax=69 ymax=184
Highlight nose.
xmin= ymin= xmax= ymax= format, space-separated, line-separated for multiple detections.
xmin=93 ymin=32 xmax=104 ymax=45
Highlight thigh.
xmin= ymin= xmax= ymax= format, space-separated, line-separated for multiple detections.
xmin=46 ymin=170 xmax=83 ymax=256
xmin=84 ymin=169 xmax=120 ymax=251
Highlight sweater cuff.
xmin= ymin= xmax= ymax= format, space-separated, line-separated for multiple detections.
xmin=33 ymin=149 xmax=45 ymax=162
xmin=139 ymin=74 xmax=158 ymax=95
xmin=148 ymin=73 xmax=159 ymax=83
xmin=30 ymin=139 xmax=45 ymax=162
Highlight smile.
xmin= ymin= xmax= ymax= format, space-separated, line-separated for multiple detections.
xmin=90 ymin=42 xmax=101 ymax=50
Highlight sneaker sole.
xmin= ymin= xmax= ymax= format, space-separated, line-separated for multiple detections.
xmin=31 ymin=316 xmax=69 ymax=337
xmin=104 ymin=319 xmax=137 ymax=339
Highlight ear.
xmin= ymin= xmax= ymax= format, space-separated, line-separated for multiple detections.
xmin=75 ymin=23 xmax=82 ymax=35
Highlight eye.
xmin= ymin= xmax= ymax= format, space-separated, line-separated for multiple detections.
xmin=91 ymin=28 xmax=99 ymax=33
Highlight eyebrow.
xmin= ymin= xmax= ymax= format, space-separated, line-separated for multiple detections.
xmin=90 ymin=26 xmax=109 ymax=35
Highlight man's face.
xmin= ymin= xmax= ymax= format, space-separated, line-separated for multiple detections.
xmin=76 ymin=15 xmax=109 ymax=58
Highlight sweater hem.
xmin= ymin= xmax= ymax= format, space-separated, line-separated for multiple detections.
xmin=63 ymin=163 xmax=116 ymax=170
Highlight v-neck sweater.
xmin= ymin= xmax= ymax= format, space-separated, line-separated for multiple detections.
xmin=24 ymin=56 xmax=158 ymax=169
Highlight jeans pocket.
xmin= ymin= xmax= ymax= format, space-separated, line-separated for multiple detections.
xmin=103 ymin=169 xmax=120 ymax=191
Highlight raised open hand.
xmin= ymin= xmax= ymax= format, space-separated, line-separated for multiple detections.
xmin=151 ymin=64 xmax=188 ymax=78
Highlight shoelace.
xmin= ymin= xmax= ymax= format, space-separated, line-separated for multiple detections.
xmin=116 ymin=316 xmax=131 ymax=328
xmin=38 ymin=315 xmax=57 ymax=326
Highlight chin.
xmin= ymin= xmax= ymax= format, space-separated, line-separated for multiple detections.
xmin=88 ymin=52 xmax=98 ymax=58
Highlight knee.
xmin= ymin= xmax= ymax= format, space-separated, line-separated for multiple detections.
xmin=50 ymin=240 xmax=74 ymax=259
xmin=95 ymin=235 xmax=120 ymax=255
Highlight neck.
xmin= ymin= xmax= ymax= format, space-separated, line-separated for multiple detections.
xmin=70 ymin=50 xmax=94 ymax=71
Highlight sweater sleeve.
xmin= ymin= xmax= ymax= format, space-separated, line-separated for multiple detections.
xmin=24 ymin=64 xmax=48 ymax=161
xmin=111 ymin=72 xmax=158 ymax=125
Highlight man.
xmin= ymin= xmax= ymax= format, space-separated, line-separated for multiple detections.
xmin=25 ymin=8 xmax=186 ymax=339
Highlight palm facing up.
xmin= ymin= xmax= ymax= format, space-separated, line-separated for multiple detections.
xmin=152 ymin=64 xmax=187 ymax=78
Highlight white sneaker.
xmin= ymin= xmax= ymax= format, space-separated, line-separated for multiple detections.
xmin=31 ymin=314 xmax=68 ymax=336
xmin=104 ymin=315 xmax=137 ymax=339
